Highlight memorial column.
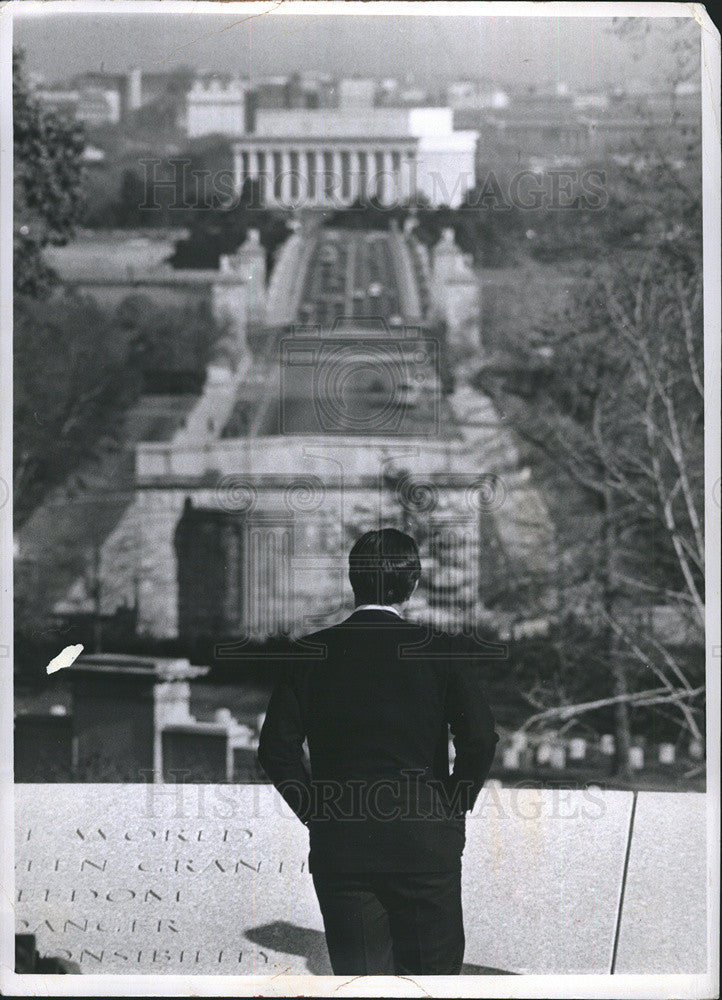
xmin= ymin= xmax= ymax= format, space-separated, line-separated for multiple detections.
xmin=264 ymin=148 xmax=277 ymax=208
xmin=297 ymin=147 xmax=309 ymax=207
xmin=309 ymin=148 xmax=319 ymax=206
xmin=373 ymin=148 xmax=382 ymax=203
xmin=247 ymin=149 xmax=257 ymax=202
xmin=382 ymin=149 xmax=394 ymax=206
xmin=399 ymin=148 xmax=417 ymax=203
xmin=280 ymin=148 xmax=292 ymax=206
xmin=351 ymin=149 xmax=359 ymax=205
xmin=332 ymin=148 xmax=343 ymax=208
xmin=233 ymin=146 xmax=244 ymax=195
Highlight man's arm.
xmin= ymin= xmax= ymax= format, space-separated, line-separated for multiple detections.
xmin=443 ymin=661 xmax=499 ymax=815
xmin=257 ymin=669 xmax=313 ymax=826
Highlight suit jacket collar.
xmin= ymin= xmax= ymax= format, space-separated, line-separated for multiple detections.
xmin=344 ymin=608 xmax=406 ymax=623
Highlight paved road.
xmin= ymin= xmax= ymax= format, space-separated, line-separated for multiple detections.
xmin=297 ymin=229 xmax=403 ymax=325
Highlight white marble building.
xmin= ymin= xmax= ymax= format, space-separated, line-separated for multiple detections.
xmin=187 ymin=76 xmax=249 ymax=138
xmin=232 ymin=107 xmax=478 ymax=208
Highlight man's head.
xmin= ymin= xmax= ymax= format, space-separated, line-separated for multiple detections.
xmin=348 ymin=528 xmax=421 ymax=607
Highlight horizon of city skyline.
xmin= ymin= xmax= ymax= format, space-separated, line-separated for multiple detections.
xmin=14 ymin=10 xmax=700 ymax=93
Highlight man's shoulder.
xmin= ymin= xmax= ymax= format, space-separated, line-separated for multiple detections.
xmin=292 ymin=617 xmax=430 ymax=660
xmin=397 ymin=627 xmax=505 ymax=668
xmin=289 ymin=625 xmax=336 ymax=659
xmin=289 ymin=621 xmax=502 ymax=668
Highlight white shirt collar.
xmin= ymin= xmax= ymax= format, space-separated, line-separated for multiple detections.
xmin=354 ymin=604 xmax=403 ymax=618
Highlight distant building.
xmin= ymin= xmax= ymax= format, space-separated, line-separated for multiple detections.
xmin=377 ymin=78 xmax=401 ymax=105
xmin=338 ymin=77 xmax=376 ymax=108
xmin=453 ymin=82 xmax=699 ymax=166
xmin=33 ymin=87 xmax=81 ymax=119
xmin=34 ymin=68 xmax=190 ymax=126
xmin=34 ymin=82 xmax=121 ymax=126
xmin=127 ymin=66 xmax=143 ymax=112
xmin=233 ymin=106 xmax=478 ymax=208
xmin=81 ymin=144 xmax=107 ymax=165
xmin=447 ymin=81 xmax=510 ymax=111
xmin=457 ymin=91 xmax=587 ymax=165
xmin=574 ymin=91 xmax=610 ymax=111
xmin=253 ymin=75 xmax=292 ymax=109
xmin=76 ymin=86 xmax=122 ymax=126
xmin=447 ymin=79 xmax=478 ymax=106
xmin=397 ymin=84 xmax=430 ymax=106
xmin=186 ymin=75 xmax=249 ymax=138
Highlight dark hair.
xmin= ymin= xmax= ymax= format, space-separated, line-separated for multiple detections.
xmin=348 ymin=528 xmax=421 ymax=606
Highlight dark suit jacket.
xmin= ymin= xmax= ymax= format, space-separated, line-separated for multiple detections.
xmin=258 ymin=609 xmax=499 ymax=873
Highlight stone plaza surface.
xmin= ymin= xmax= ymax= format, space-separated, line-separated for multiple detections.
xmin=14 ymin=784 xmax=707 ymax=976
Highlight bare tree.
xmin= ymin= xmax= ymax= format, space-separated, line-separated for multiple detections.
xmin=476 ymin=243 xmax=704 ymax=776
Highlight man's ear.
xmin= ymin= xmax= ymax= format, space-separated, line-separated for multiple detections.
xmin=410 ymin=579 xmax=419 ymax=597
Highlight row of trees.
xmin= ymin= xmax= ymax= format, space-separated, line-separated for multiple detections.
xmin=13 ymin=51 xmax=225 ymax=530
xmin=474 ymin=241 xmax=704 ymax=773
xmin=13 ymin=294 xmax=224 ymax=529
xmin=13 ymin=49 xmax=85 ymax=298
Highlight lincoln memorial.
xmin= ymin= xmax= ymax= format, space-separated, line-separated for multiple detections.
xmin=232 ymin=107 xmax=478 ymax=208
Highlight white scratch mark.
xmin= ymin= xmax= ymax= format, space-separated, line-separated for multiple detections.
xmin=46 ymin=644 xmax=84 ymax=674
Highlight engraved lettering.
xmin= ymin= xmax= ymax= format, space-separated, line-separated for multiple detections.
xmin=201 ymin=860 xmax=226 ymax=873
xmin=81 ymin=858 xmax=108 ymax=872
xmin=64 ymin=919 xmax=88 ymax=932
xmin=80 ymin=949 xmax=104 ymax=963
xmin=33 ymin=920 xmax=56 ymax=933
xmin=105 ymin=890 xmax=136 ymax=902
xmin=234 ymin=859 xmax=261 ymax=874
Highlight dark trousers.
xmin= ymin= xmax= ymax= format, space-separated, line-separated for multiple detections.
xmin=312 ymin=870 xmax=465 ymax=975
